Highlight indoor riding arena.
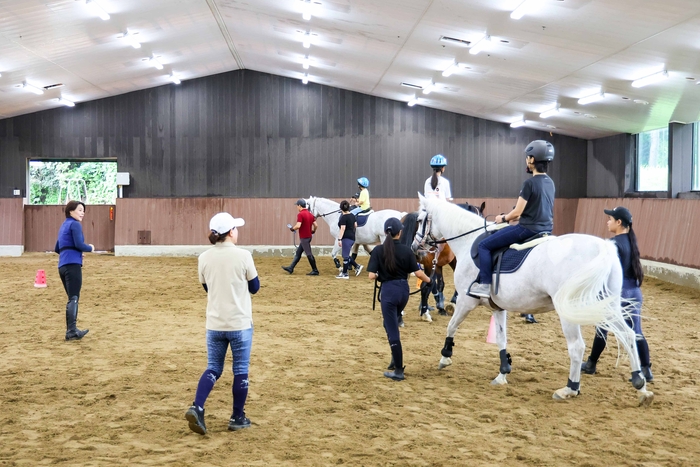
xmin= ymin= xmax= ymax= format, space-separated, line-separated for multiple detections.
xmin=1 ymin=2 xmax=700 ymax=466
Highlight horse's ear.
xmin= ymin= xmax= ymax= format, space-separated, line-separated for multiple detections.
xmin=480 ymin=201 xmax=486 ymax=214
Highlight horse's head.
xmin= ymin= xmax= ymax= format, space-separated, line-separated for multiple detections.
xmin=458 ymin=201 xmax=486 ymax=217
xmin=305 ymin=196 xmax=317 ymax=216
xmin=412 ymin=194 xmax=443 ymax=254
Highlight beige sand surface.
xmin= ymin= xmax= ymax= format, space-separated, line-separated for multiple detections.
xmin=1 ymin=254 xmax=698 ymax=466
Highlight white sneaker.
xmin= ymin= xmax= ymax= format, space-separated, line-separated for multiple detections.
xmin=335 ymin=273 xmax=349 ymax=279
xmin=421 ymin=312 xmax=433 ymax=323
xmin=354 ymin=264 xmax=363 ymax=277
xmin=468 ymin=283 xmax=491 ymax=298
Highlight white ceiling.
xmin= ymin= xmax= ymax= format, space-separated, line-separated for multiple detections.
xmin=1 ymin=0 xmax=700 ymax=139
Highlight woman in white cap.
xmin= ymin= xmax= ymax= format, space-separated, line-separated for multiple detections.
xmin=367 ymin=217 xmax=432 ymax=381
xmin=185 ymin=212 xmax=260 ymax=435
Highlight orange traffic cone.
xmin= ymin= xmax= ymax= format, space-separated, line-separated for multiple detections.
xmin=416 ymin=278 xmax=422 ymax=290
xmin=486 ymin=315 xmax=497 ymax=344
xmin=34 ymin=269 xmax=47 ymax=288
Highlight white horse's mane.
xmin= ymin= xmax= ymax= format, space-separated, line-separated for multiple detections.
xmin=423 ymin=197 xmax=485 ymax=234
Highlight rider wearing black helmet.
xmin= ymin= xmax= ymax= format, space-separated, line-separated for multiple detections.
xmin=469 ymin=140 xmax=556 ymax=298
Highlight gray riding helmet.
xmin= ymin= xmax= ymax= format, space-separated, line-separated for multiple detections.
xmin=524 ymin=140 xmax=555 ymax=162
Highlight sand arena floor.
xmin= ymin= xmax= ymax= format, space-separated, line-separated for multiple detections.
xmin=1 ymin=253 xmax=699 ymax=466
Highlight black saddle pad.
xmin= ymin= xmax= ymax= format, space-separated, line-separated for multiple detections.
xmin=470 ymin=230 xmax=546 ymax=274
xmin=356 ymin=213 xmax=370 ymax=227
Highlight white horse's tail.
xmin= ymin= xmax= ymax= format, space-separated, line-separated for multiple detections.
xmin=552 ymin=240 xmax=636 ymax=357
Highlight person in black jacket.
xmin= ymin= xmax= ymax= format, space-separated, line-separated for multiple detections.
xmin=335 ymin=200 xmax=362 ymax=279
xmin=581 ymin=206 xmax=653 ymax=381
xmin=367 ymin=218 xmax=431 ymax=381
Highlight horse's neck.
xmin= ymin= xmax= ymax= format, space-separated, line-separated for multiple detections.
xmin=433 ymin=209 xmax=483 ymax=258
xmin=316 ymin=199 xmax=340 ymax=230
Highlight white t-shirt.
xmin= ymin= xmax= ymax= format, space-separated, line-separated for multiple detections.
xmin=198 ymin=243 xmax=258 ymax=331
xmin=424 ymin=176 xmax=452 ymax=201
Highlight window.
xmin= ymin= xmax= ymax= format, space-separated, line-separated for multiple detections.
xmin=636 ymin=127 xmax=669 ymax=191
xmin=29 ymin=161 xmax=117 ymax=205
xmin=693 ymin=123 xmax=700 ymax=191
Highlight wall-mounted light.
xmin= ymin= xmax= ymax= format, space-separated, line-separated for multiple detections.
xmin=58 ymin=97 xmax=75 ymax=107
xmin=469 ymin=35 xmax=490 ymax=55
xmin=120 ymin=30 xmax=141 ymax=49
xmin=149 ymin=56 xmax=163 ymax=70
xmin=631 ymin=69 xmax=668 ymax=88
xmin=577 ymin=91 xmax=606 ymax=105
xmin=169 ymin=74 xmax=181 ymax=85
xmin=539 ymin=104 xmax=560 ymax=119
xmin=22 ymin=81 xmax=44 ymax=95
xmin=510 ymin=119 xmax=526 ymax=128
xmin=85 ymin=0 xmax=110 ymax=20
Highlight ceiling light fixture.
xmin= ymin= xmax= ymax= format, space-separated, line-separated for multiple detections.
xmin=302 ymin=32 xmax=311 ymax=48
xmin=85 ymin=0 xmax=110 ymax=21
xmin=302 ymin=56 xmax=310 ymax=69
xmin=539 ymin=104 xmax=560 ymax=119
xmin=439 ymin=36 xmax=471 ymax=47
xmin=58 ymin=97 xmax=75 ymax=107
xmin=442 ymin=61 xmax=459 ymax=77
xmin=302 ymin=74 xmax=309 ymax=84
xmin=469 ymin=35 xmax=490 ymax=55
xmin=22 ymin=81 xmax=44 ymax=95
xmin=631 ymin=69 xmax=668 ymax=88
xmin=120 ymin=30 xmax=141 ymax=49
xmin=422 ymin=81 xmax=434 ymax=95
xmin=510 ymin=119 xmax=526 ymax=128
xmin=577 ymin=91 xmax=606 ymax=105
xmin=301 ymin=0 xmax=312 ymax=20
xmin=510 ymin=0 xmax=532 ymax=20
xmin=149 ymin=56 xmax=163 ymax=70
xmin=407 ymin=96 xmax=418 ymax=107
xmin=169 ymin=74 xmax=181 ymax=85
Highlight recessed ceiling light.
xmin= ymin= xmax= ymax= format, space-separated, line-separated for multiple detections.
xmin=633 ymin=99 xmax=649 ymax=105
xmin=439 ymin=36 xmax=471 ymax=47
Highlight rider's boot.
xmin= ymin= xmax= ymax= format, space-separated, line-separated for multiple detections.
xmin=307 ymin=256 xmax=319 ymax=275
xmin=281 ymin=255 xmax=300 ymax=274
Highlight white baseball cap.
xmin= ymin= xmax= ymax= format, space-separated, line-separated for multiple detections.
xmin=209 ymin=212 xmax=245 ymax=234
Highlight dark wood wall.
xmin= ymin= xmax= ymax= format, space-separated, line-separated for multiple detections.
xmin=0 ymin=70 xmax=588 ymax=200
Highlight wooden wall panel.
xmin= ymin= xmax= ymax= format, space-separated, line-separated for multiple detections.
xmin=0 ymin=198 xmax=24 ymax=245
xmin=574 ymin=199 xmax=700 ymax=269
xmin=24 ymin=205 xmax=115 ymax=252
xmin=0 ymin=70 xmax=588 ymax=201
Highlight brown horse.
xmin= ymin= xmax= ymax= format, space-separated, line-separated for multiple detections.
xmin=400 ymin=202 xmax=485 ymax=319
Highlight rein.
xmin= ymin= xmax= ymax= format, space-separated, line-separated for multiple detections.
xmin=427 ymin=224 xmax=486 ymax=246
xmin=316 ymin=208 xmax=341 ymax=218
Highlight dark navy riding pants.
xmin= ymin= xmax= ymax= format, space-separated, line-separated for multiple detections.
xmin=478 ymin=224 xmax=538 ymax=284
xmin=381 ymin=279 xmax=409 ymax=344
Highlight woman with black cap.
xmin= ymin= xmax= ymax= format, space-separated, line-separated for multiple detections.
xmin=367 ymin=217 xmax=432 ymax=381
xmin=581 ymin=206 xmax=653 ymax=381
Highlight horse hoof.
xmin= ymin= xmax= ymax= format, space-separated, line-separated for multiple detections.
xmin=552 ymin=387 xmax=580 ymax=400
xmin=438 ymin=357 xmax=452 ymax=369
xmin=438 ymin=309 xmax=448 ymax=316
xmin=638 ymin=390 xmax=654 ymax=407
xmin=491 ymin=373 xmax=508 ymax=385
xmin=444 ymin=303 xmax=454 ymax=315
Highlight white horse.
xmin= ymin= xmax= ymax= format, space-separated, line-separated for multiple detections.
xmin=413 ymin=194 xmax=654 ymax=406
xmin=306 ymin=196 xmax=406 ymax=260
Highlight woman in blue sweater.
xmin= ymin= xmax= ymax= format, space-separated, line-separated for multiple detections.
xmin=54 ymin=200 xmax=94 ymax=341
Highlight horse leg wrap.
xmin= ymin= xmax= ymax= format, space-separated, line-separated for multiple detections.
xmin=566 ymin=379 xmax=580 ymax=393
xmin=630 ymin=371 xmax=645 ymax=390
xmin=333 ymin=257 xmax=341 ymax=269
xmin=441 ymin=337 xmax=454 ymax=358
xmin=450 ymin=291 xmax=458 ymax=304
xmin=499 ymin=349 xmax=512 ymax=374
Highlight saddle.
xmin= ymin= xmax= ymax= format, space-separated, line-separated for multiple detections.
xmin=470 ymin=227 xmax=554 ymax=294
xmin=355 ymin=210 xmax=374 ymax=227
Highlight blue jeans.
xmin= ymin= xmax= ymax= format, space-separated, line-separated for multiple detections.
xmin=478 ymin=224 xmax=538 ymax=284
xmin=350 ymin=207 xmax=361 ymax=216
xmin=206 ymin=327 xmax=253 ymax=376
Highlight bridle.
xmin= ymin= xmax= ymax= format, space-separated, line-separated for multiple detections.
xmin=412 ymin=206 xmax=491 ymax=251
xmin=308 ymin=198 xmax=341 ymax=218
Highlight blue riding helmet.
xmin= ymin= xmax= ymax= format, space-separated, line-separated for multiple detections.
xmin=430 ymin=154 xmax=447 ymax=168
xmin=357 ymin=177 xmax=370 ymax=188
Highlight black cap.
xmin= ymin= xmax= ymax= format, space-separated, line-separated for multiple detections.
xmin=604 ymin=206 xmax=633 ymax=227
xmin=384 ymin=218 xmax=403 ymax=235
xmin=296 ymin=199 xmax=307 ymax=208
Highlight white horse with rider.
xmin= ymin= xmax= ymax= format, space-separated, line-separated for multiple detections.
xmin=412 ymin=194 xmax=654 ymax=406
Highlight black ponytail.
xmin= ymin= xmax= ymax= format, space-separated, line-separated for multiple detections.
xmin=628 ymin=225 xmax=644 ymax=285
xmin=208 ymin=230 xmax=229 ymax=244
xmin=382 ymin=229 xmax=398 ymax=275
xmin=431 ymin=169 xmax=440 ymax=190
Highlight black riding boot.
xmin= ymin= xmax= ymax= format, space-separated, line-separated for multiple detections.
xmin=307 ymin=256 xmax=319 ymax=275
xmin=581 ymin=331 xmax=606 ymax=374
xmin=65 ymin=296 xmax=89 ymax=341
xmin=282 ymin=255 xmax=301 ymax=274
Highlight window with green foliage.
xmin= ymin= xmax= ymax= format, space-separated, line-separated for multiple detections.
xmin=29 ymin=161 xmax=117 ymax=205
xmin=636 ymin=127 xmax=669 ymax=191
xmin=693 ymin=123 xmax=700 ymax=191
